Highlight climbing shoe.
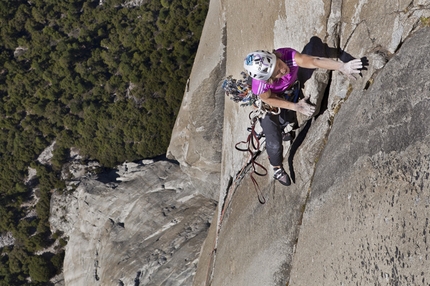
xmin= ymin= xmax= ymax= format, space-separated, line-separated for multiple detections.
xmin=273 ymin=167 xmax=291 ymax=186
xmin=282 ymin=131 xmax=295 ymax=142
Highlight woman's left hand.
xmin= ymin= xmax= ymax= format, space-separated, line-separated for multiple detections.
xmin=339 ymin=59 xmax=363 ymax=80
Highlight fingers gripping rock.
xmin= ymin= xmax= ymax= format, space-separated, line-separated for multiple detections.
xmin=297 ymin=96 xmax=315 ymax=117
xmin=339 ymin=58 xmax=363 ymax=80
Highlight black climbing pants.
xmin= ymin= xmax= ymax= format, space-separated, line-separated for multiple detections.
xmin=260 ymin=109 xmax=295 ymax=167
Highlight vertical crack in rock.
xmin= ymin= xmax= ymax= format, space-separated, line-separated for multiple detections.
xmin=326 ymin=0 xmax=342 ymax=44
xmin=94 ymin=259 xmax=100 ymax=281
xmin=342 ymin=21 xmax=365 ymax=51
xmin=134 ymin=271 xmax=142 ymax=286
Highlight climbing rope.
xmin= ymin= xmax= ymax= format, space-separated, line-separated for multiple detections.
xmin=234 ymin=109 xmax=269 ymax=204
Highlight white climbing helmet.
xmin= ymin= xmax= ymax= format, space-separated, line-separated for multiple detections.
xmin=243 ymin=50 xmax=276 ymax=81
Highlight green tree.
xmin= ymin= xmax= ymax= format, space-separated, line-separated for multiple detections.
xmin=29 ymin=256 xmax=51 ymax=283
xmin=50 ymin=251 xmax=65 ymax=275
xmin=7 ymin=246 xmax=29 ymax=276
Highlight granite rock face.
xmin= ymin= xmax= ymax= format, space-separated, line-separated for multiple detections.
xmin=289 ymin=27 xmax=430 ymax=286
xmin=191 ymin=1 xmax=430 ymax=286
xmin=0 ymin=232 xmax=14 ymax=248
xmin=50 ymin=160 xmax=216 ymax=286
xmin=166 ymin=0 xmax=226 ymax=201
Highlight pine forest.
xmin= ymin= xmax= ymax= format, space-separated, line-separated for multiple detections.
xmin=0 ymin=0 xmax=209 ymax=284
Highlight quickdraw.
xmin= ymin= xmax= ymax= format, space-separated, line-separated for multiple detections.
xmin=222 ymin=72 xmax=257 ymax=107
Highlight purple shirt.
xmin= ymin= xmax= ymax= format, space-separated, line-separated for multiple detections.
xmin=251 ymin=48 xmax=299 ymax=95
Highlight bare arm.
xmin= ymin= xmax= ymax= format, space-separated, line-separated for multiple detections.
xmin=294 ymin=52 xmax=363 ymax=79
xmin=294 ymin=52 xmax=343 ymax=70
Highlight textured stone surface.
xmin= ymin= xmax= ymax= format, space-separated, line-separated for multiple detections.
xmin=50 ymin=160 xmax=216 ymax=286
xmin=193 ymin=0 xmax=430 ymax=286
xmin=289 ymin=27 xmax=430 ymax=286
xmin=166 ymin=0 xmax=226 ymax=200
xmin=0 ymin=232 xmax=14 ymax=248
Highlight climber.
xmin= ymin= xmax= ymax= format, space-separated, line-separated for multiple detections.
xmin=243 ymin=48 xmax=362 ymax=186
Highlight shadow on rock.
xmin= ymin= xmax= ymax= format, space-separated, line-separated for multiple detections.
xmin=287 ymin=37 xmax=362 ymax=182
xmin=287 ymin=119 xmax=312 ymax=183
xmin=298 ymin=36 xmax=356 ymax=86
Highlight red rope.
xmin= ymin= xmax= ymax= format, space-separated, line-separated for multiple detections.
xmin=234 ymin=122 xmax=267 ymax=204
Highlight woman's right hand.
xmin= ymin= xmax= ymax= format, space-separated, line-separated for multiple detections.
xmin=295 ymin=96 xmax=315 ymax=117
xmin=260 ymin=90 xmax=315 ymax=116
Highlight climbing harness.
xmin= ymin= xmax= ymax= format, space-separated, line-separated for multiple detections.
xmin=283 ymin=80 xmax=301 ymax=103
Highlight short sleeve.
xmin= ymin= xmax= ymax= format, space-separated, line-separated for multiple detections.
xmin=251 ymin=79 xmax=270 ymax=95
xmin=275 ymin=48 xmax=298 ymax=67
